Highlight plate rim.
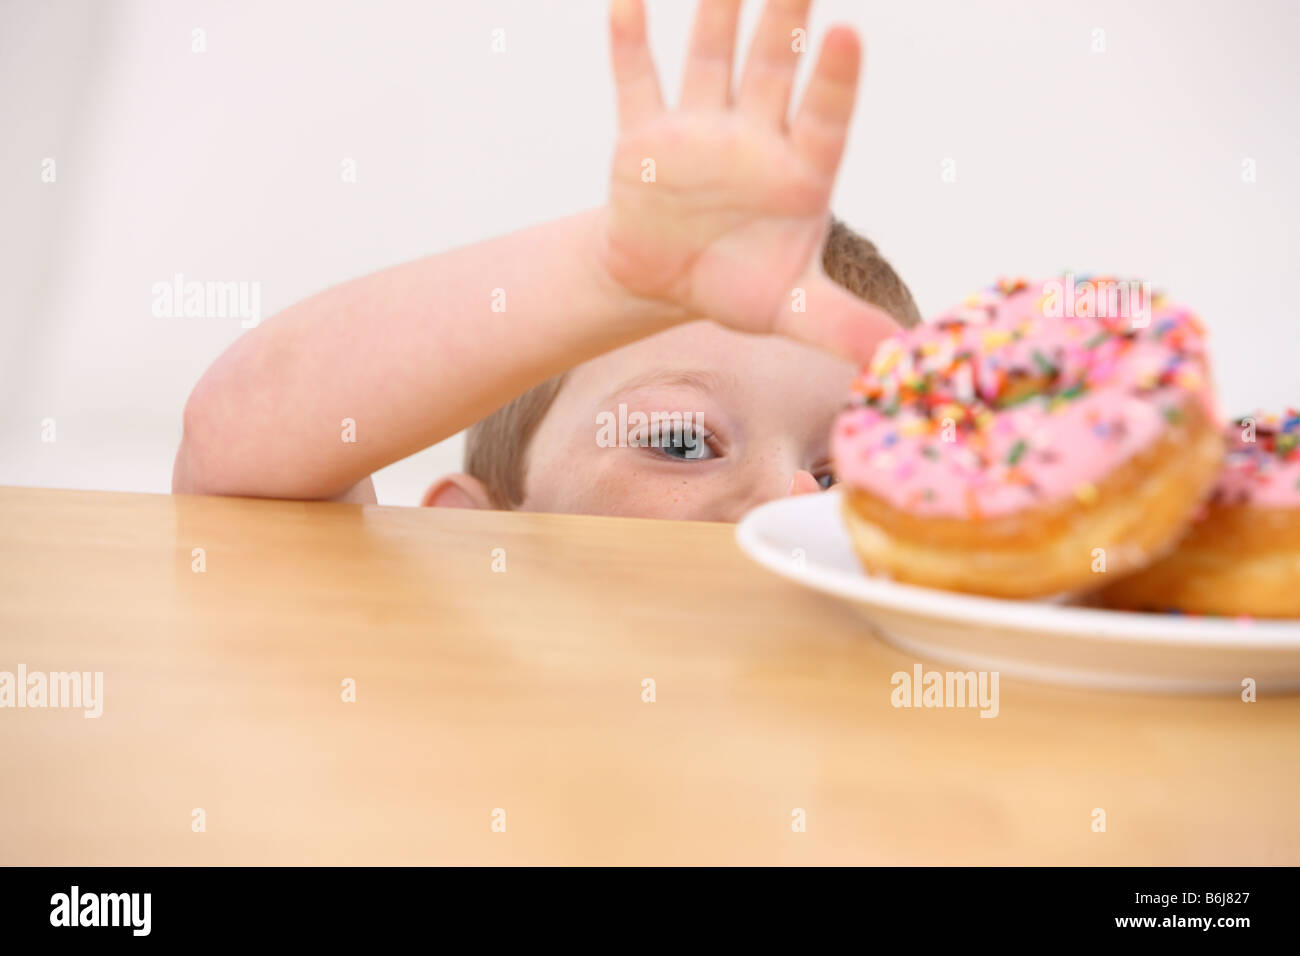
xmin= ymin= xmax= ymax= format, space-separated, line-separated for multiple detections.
xmin=734 ymin=489 xmax=1300 ymax=649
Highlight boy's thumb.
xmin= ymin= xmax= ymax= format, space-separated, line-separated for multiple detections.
xmin=775 ymin=272 xmax=901 ymax=366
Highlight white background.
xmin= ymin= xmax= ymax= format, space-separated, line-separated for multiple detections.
xmin=3 ymin=0 xmax=1297 ymax=505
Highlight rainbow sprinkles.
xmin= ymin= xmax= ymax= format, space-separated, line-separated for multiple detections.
xmin=831 ymin=276 xmax=1216 ymax=519
xmin=1215 ymin=411 xmax=1300 ymax=508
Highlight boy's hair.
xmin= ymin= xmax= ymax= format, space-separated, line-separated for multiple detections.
xmin=464 ymin=217 xmax=921 ymax=508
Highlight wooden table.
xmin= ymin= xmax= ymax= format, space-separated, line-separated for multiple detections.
xmin=1 ymin=485 xmax=1296 ymax=865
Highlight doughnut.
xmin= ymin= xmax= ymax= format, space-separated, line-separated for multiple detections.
xmin=1096 ymin=411 xmax=1300 ymax=617
xmin=830 ymin=276 xmax=1223 ymax=599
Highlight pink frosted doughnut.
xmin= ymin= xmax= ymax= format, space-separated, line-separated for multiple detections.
xmin=831 ymin=276 xmax=1224 ymax=598
xmin=1098 ymin=411 xmax=1300 ymax=617
xmin=1214 ymin=411 xmax=1300 ymax=508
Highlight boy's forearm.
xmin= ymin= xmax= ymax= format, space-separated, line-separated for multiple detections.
xmin=175 ymin=208 xmax=683 ymax=499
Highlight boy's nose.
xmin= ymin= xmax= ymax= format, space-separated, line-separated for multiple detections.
xmin=788 ymin=470 xmax=822 ymax=496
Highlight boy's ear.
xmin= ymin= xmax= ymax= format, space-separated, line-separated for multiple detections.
xmin=421 ymin=473 xmax=496 ymax=510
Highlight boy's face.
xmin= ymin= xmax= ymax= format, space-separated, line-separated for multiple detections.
xmin=520 ymin=320 xmax=856 ymax=522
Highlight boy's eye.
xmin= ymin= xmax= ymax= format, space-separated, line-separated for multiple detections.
xmin=815 ymin=471 xmax=837 ymax=490
xmin=639 ymin=424 xmax=717 ymax=461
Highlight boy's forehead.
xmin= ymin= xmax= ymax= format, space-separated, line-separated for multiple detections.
xmin=570 ymin=320 xmax=856 ymax=397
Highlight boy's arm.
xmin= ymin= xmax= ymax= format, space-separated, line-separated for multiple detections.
xmin=173 ymin=209 xmax=683 ymax=500
xmin=175 ymin=0 xmax=899 ymax=501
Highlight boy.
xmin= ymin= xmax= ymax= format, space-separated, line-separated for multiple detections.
xmin=173 ymin=0 xmax=920 ymax=521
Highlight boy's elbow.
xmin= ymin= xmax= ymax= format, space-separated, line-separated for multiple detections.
xmin=171 ymin=434 xmax=205 ymax=495
xmin=173 ymin=379 xmax=228 ymax=495
xmin=173 ymin=391 xmax=206 ymax=495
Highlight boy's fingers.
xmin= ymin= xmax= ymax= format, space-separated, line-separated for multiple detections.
xmin=679 ymin=0 xmax=743 ymax=110
xmin=610 ymin=0 xmax=666 ymax=131
xmin=737 ymin=0 xmax=812 ymax=127
xmin=791 ymin=26 xmax=861 ymax=177
xmin=775 ymin=272 xmax=900 ymax=366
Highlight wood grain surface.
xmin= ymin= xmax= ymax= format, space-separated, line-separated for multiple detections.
xmin=1 ymin=486 xmax=1295 ymax=865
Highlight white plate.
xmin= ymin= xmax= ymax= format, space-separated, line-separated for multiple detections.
xmin=735 ymin=489 xmax=1300 ymax=693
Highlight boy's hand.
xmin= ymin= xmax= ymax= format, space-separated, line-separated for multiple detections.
xmin=601 ymin=0 xmax=900 ymax=363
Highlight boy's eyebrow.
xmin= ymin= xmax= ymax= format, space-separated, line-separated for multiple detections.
xmin=603 ymin=368 xmax=736 ymax=401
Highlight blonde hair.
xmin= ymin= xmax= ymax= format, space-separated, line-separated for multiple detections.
xmin=465 ymin=217 xmax=920 ymax=507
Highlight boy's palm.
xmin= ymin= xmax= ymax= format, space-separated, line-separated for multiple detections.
xmin=602 ymin=0 xmax=898 ymax=362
